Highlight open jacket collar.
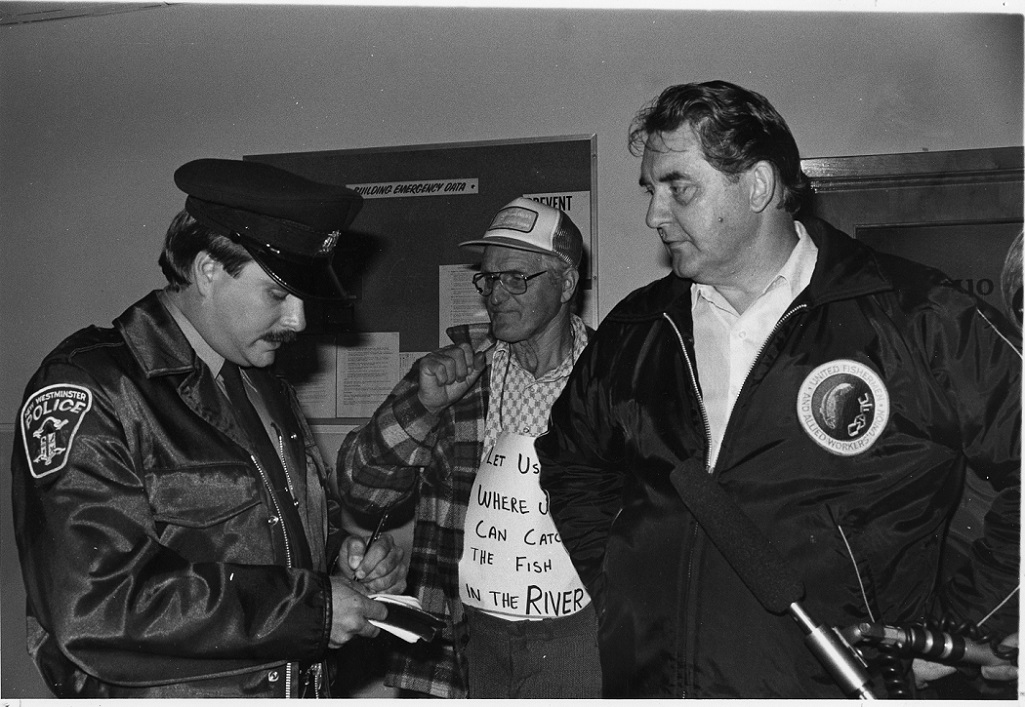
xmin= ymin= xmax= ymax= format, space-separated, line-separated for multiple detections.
xmin=114 ymin=290 xmax=199 ymax=377
xmin=607 ymin=217 xmax=894 ymax=324
xmin=113 ymin=291 xmax=249 ymax=449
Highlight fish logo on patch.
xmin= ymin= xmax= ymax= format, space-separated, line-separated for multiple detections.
xmin=20 ymin=384 xmax=93 ymax=478
xmin=796 ymin=359 xmax=889 ymax=457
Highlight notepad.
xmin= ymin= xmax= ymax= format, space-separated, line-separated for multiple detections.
xmin=370 ymin=594 xmax=446 ymax=643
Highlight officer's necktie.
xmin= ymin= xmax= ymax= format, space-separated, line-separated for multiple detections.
xmin=220 ymin=362 xmax=274 ymax=454
xmin=219 ymin=361 xmax=313 ymax=567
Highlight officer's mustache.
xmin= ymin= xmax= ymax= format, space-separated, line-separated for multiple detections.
xmin=264 ymin=330 xmax=298 ymax=344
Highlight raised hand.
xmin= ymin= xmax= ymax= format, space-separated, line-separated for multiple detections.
xmin=417 ymin=343 xmax=487 ymax=414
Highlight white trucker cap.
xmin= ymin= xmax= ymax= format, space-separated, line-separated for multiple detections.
xmin=459 ymin=197 xmax=583 ymax=266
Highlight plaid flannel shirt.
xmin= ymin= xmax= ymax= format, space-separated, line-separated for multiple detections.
xmin=336 ymin=318 xmax=590 ymax=697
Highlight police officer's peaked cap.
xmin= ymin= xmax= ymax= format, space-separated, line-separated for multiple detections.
xmin=174 ymin=158 xmax=363 ymax=300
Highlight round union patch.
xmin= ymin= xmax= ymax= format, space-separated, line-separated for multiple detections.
xmin=796 ymin=359 xmax=889 ymax=457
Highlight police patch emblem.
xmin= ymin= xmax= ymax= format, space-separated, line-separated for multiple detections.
xmin=796 ymin=359 xmax=889 ymax=457
xmin=20 ymin=384 xmax=93 ymax=478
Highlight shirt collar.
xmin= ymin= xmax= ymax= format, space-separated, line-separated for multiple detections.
xmin=158 ymin=289 xmax=226 ymax=377
xmin=692 ymin=221 xmax=817 ymax=312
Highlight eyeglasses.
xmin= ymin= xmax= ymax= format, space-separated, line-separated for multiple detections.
xmin=472 ymin=270 xmax=548 ymax=296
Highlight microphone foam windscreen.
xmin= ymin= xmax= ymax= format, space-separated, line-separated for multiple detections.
xmin=669 ymin=465 xmax=805 ymax=614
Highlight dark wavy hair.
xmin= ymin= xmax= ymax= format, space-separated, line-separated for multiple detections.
xmin=158 ymin=210 xmax=252 ymax=291
xmin=629 ymin=80 xmax=810 ymax=213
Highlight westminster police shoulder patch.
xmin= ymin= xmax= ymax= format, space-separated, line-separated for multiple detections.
xmin=20 ymin=384 xmax=93 ymax=479
xmin=796 ymin=359 xmax=889 ymax=457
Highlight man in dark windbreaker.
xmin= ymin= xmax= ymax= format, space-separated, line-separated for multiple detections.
xmin=536 ymin=80 xmax=1020 ymax=698
xmin=11 ymin=158 xmax=405 ymax=697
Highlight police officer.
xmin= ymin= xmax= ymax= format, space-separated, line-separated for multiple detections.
xmin=12 ymin=158 xmax=404 ymax=697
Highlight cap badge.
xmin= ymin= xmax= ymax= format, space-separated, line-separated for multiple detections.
xmin=319 ymin=231 xmax=340 ymax=255
xmin=488 ymin=206 xmax=538 ymax=234
xmin=796 ymin=359 xmax=889 ymax=457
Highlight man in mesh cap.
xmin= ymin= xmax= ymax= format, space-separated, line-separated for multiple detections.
xmin=337 ymin=196 xmax=601 ymax=697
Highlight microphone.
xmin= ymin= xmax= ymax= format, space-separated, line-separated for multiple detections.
xmin=844 ymin=623 xmax=1012 ymax=667
xmin=669 ymin=464 xmax=876 ymax=699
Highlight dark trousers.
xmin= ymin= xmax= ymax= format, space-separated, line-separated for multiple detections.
xmin=465 ymin=603 xmax=602 ymax=698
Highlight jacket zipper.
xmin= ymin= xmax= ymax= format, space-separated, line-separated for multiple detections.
xmin=663 ymin=312 xmax=705 ymax=697
xmin=744 ymin=303 xmax=808 ymax=390
xmin=272 ymin=428 xmax=321 ymax=698
xmin=661 ymin=303 xmax=808 ymax=696
xmin=251 ymin=454 xmax=294 ymax=567
xmin=663 ymin=313 xmax=712 ymax=470
xmin=251 ymin=453 xmax=295 ymax=696
xmin=663 ymin=303 xmax=809 ymax=471
xmin=273 ymin=424 xmax=300 ymax=507
xmin=718 ymin=303 xmax=809 ymax=459
xmin=302 ymin=662 xmax=323 ymax=698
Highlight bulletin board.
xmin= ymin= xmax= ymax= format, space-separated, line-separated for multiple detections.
xmin=246 ymin=135 xmax=597 ymax=422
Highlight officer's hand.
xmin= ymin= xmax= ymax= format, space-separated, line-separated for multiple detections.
xmin=337 ymin=532 xmax=406 ymax=594
xmin=417 ymin=343 xmax=486 ymax=414
xmin=327 ymin=575 xmax=387 ymax=648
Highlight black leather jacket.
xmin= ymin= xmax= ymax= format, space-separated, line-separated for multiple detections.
xmin=12 ymin=292 xmax=343 ymax=697
xmin=538 ymin=219 xmax=1021 ymax=698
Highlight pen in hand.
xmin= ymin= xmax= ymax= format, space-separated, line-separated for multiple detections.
xmin=355 ymin=508 xmax=391 ymax=586
xmin=365 ymin=508 xmax=391 ymax=555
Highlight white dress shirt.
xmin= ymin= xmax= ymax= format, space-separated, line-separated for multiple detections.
xmin=691 ymin=222 xmax=818 ymax=469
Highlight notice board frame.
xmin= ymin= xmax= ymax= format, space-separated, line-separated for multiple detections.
xmin=247 ymin=135 xmax=597 ymax=423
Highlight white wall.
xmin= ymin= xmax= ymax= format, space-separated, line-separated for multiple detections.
xmin=1 ymin=3 xmax=1022 ymax=697
xmin=2 ymin=6 xmax=1022 ymax=414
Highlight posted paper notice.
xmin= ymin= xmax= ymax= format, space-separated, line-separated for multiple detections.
xmin=337 ymin=332 xmax=400 ymax=418
xmin=439 ymin=264 xmax=489 ymax=347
